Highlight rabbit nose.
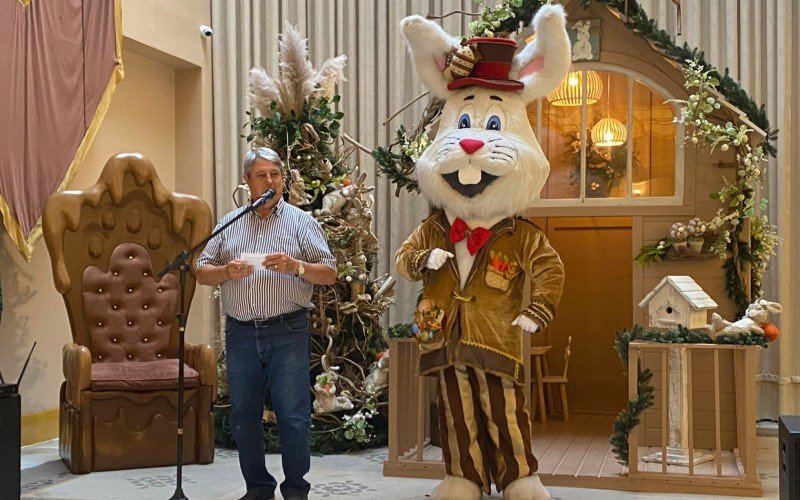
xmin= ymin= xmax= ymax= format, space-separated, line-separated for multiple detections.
xmin=459 ymin=138 xmax=484 ymax=155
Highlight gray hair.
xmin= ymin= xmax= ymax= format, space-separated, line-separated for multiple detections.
xmin=243 ymin=147 xmax=283 ymax=175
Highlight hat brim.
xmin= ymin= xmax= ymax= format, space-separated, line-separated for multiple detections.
xmin=447 ymin=77 xmax=524 ymax=91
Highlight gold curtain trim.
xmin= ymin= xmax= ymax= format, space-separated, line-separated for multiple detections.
xmin=0 ymin=0 xmax=124 ymax=262
xmin=19 ymin=0 xmax=31 ymax=7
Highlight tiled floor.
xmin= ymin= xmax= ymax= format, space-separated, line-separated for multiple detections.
xmin=20 ymin=436 xmax=779 ymax=499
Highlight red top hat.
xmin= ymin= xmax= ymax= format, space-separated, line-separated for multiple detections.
xmin=447 ymin=37 xmax=523 ymax=91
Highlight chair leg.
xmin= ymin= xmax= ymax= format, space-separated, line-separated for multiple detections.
xmin=559 ymin=384 xmax=570 ymax=422
xmin=545 ymin=385 xmax=555 ymax=416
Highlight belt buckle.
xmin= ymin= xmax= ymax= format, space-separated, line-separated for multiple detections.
xmin=253 ymin=318 xmax=272 ymax=328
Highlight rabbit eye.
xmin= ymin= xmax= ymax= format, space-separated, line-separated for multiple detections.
xmin=458 ymin=114 xmax=471 ymax=129
xmin=486 ymin=115 xmax=502 ymax=131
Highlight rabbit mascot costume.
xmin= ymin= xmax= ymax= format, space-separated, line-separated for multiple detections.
xmin=395 ymin=5 xmax=570 ymax=500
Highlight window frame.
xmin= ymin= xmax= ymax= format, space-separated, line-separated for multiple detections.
xmin=530 ymin=62 xmax=685 ymax=208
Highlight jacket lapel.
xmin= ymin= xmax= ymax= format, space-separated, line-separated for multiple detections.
xmin=431 ymin=212 xmax=460 ymax=282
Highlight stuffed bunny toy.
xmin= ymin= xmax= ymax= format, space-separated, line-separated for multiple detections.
xmin=572 ymin=20 xmax=593 ymax=60
xmin=395 ymin=5 xmax=570 ymax=500
xmin=707 ymin=299 xmax=783 ymax=340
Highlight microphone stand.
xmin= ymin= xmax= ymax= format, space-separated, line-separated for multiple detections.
xmin=159 ymin=190 xmax=274 ymax=500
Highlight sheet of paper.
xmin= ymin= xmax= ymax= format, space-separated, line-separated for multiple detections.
xmin=239 ymin=252 xmax=267 ymax=268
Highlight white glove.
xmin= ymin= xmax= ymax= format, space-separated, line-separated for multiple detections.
xmin=513 ymin=315 xmax=540 ymax=333
xmin=425 ymin=248 xmax=454 ymax=270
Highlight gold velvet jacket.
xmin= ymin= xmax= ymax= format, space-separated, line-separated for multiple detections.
xmin=395 ymin=212 xmax=565 ymax=383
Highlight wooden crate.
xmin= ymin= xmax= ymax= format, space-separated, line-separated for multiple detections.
xmin=626 ymin=342 xmax=761 ymax=496
xmin=382 ymin=338 xmax=444 ymax=479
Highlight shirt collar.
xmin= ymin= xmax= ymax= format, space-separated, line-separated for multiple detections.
xmin=251 ymin=196 xmax=285 ymax=219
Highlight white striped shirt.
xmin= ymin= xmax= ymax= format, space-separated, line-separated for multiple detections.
xmin=196 ymin=198 xmax=336 ymax=321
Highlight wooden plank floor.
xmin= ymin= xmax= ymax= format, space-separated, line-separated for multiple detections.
xmin=386 ymin=413 xmax=759 ymax=496
xmin=532 ymin=413 xmax=745 ymax=478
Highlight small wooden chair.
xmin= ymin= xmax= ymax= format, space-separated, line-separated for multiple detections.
xmin=542 ymin=336 xmax=572 ymax=421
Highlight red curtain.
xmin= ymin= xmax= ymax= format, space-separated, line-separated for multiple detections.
xmin=0 ymin=0 xmax=122 ymax=260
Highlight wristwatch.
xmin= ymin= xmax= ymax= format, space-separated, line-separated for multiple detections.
xmin=296 ymin=261 xmax=306 ymax=277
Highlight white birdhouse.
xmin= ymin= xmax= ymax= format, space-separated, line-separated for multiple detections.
xmin=639 ymin=276 xmax=718 ymax=329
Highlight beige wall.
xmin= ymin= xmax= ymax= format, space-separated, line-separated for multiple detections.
xmin=0 ymin=0 xmax=214 ymax=426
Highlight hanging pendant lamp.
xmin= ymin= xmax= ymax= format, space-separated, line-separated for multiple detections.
xmin=591 ymin=72 xmax=627 ymax=147
xmin=591 ymin=117 xmax=627 ymax=147
xmin=546 ymin=70 xmax=603 ymax=107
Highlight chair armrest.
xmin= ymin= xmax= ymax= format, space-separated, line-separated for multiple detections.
xmin=186 ymin=343 xmax=218 ymax=401
xmin=62 ymin=343 xmax=91 ymax=406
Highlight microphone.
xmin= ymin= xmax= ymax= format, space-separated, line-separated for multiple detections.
xmin=251 ymin=188 xmax=276 ymax=209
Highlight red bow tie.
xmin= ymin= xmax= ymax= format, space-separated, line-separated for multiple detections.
xmin=450 ymin=218 xmax=491 ymax=255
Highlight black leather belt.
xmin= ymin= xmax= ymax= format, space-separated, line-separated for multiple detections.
xmin=229 ymin=308 xmax=307 ymax=329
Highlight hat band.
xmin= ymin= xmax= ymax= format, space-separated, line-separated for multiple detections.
xmin=471 ymin=60 xmax=512 ymax=80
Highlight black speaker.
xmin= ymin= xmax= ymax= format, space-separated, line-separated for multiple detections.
xmin=0 ymin=393 xmax=21 ymax=500
xmin=780 ymin=415 xmax=800 ymax=500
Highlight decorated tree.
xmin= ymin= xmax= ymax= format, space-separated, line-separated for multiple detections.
xmin=215 ymin=23 xmax=395 ymax=453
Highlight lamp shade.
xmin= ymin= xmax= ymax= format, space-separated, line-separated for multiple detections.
xmin=591 ymin=117 xmax=627 ymax=147
xmin=546 ymin=70 xmax=603 ymax=107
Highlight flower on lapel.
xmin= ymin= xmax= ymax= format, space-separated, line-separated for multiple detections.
xmin=488 ymin=250 xmax=519 ymax=279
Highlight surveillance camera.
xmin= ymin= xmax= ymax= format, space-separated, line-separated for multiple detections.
xmin=200 ymin=25 xmax=213 ymax=37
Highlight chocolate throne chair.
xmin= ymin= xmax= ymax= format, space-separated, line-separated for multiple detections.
xmin=42 ymin=153 xmax=217 ymax=473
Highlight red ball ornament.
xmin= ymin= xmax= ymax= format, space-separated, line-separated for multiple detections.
xmin=762 ymin=323 xmax=779 ymax=342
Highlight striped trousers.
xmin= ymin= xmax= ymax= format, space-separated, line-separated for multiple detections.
xmin=437 ymin=364 xmax=538 ymax=493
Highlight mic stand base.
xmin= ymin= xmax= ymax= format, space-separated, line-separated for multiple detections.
xmin=169 ymin=488 xmax=189 ymax=500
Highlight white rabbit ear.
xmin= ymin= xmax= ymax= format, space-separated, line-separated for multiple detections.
xmin=510 ymin=4 xmax=571 ymax=104
xmin=401 ymin=15 xmax=459 ymax=99
xmin=765 ymin=301 xmax=783 ymax=313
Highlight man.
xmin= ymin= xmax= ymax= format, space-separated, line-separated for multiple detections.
xmin=196 ymin=147 xmax=337 ymax=500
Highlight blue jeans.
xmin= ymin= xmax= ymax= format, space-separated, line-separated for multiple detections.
xmin=225 ymin=313 xmax=311 ymax=498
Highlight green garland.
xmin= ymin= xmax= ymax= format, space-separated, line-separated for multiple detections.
xmin=375 ymin=0 xmax=777 ymax=195
xmin=214 ymin=406 xmax=388 ymax=455
xmin=610 ymin=324 xmax=766 ymax=466
xmin=635 ymin=61 xmax=779 ymax=316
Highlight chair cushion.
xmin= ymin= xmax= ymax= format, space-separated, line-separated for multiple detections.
xmin=91 ymin=360 xmax=200 ymax=391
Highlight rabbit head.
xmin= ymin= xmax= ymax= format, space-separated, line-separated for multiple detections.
xmin=402 ymin=5 xmax=571 ymax=220
xmin=745 ymin=299 xmax=783 ymax=323
xmin=759 ymin=298 xmax=783 ymax=314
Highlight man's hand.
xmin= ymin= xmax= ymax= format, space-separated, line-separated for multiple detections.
xmin=512 ymin=315 xmax=540 ymax=333
xmin=262 ymin=252 xmax=299 ymax=274
xmin=225 ymin=259 xmax=254 ymax=281
xmin=425 ymin=248 xmax=454 ymax=270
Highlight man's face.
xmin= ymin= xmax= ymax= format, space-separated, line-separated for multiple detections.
xmin=244 ymin=158 xmax=284 ymax=210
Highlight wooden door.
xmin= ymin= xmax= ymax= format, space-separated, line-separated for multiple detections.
xmin=531 ymin=217 xmax=633 ymax=414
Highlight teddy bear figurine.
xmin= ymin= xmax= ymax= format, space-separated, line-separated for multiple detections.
xmin=396 ymin=5 xmax=570 ymax=500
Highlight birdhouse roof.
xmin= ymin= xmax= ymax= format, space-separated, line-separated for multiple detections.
xmin=638 ymin=276 xmax=718 ymax=310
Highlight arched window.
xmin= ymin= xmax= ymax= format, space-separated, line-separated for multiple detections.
xmin=528 ymin=64 xmax=683 ymax=207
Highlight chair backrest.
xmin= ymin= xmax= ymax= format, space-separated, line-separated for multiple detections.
xmin=82 ymin=242 xmax=178 ymax=362
xmin=562 ymin=336 xmax=572 ymax=378
xmin=43 ymin=153 xmax=212 ymax=357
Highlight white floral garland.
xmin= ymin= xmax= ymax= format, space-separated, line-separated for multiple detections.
xmin=636 ymin=60 xmax=778 ymax=308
